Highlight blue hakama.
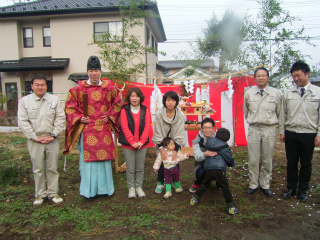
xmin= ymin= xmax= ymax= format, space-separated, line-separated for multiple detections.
xmin=78 ymin=134 xmax=114 ymax=198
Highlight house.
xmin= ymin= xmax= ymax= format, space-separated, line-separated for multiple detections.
xmin=309 ymin=72 xmax=320 ymax=87
xmin=158 ymin=59 xmax=219 ymax=84
xmin=0 ymin=0 xmax=166 ymax=113
xmin=159 ymin=59 xmax=215 ymax=76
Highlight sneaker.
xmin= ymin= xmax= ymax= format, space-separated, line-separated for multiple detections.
xmin=228 ymin=207 xmax=237 ymax=215
xmin=51 ymin=195 xmax=63 ymax=204
xmin=136 ymin=187 xmax=146 ymax=198
xmin=189 ymin=185 xmax=198 ymax=193
xmin=128 ymin=187 xmax=136 ymax=198
xmin=33 ymin=196 xmax=44 ymax=206
xmin=164 ymin=191 xmax=172 ymax=199
xmin=155 ymin=184 xmax=164 ymax=194
xmin=190 ymin=197 xmax=198 ymax=206
xmin=175 ymin=187 xmax=183 ymax=193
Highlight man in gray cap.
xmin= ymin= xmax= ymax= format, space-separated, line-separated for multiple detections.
xmin=64 ymin=56 xmax=121 ymax=198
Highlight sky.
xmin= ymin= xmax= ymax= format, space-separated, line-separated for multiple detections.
xmin=155 ymin=0 xmax=320 ymax=69
xmin=1 ymin=0 xmax=320 ymax=69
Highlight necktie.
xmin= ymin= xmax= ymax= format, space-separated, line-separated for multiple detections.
xmin=260 ymin=89 xmax=264 ymax=97
xmin=300 ymin=88 xmax=305 ymax=97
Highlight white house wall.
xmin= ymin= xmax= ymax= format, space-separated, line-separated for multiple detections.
xmin=0 ymin=12 xmax=161 ymax=105
xmin=20 ymin=20 xmax=51 ymax=58
xmin=0 ymin=21 xmax=21 ymax=60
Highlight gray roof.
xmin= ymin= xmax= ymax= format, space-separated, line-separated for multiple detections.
xmin=158 ymin=59 xmax=214 ymax=69
xmin=0 ymin=0 xmax=166 ymax=41
xmin=1 ymin=0 xmax=136 ymax=15
xmin=0 ymin=57 xmax=69 ymax=72
xmin=309 ymin=73 xmax=320 ymax=83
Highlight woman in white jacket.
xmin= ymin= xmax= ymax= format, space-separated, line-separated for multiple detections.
xmin=152 ymin=91 xmax=186 ymax=193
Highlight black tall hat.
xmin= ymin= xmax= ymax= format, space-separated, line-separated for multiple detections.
xmin=87 ymin=55 xmax=101 ymax=70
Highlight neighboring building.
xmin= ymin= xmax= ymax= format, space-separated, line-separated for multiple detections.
xmin=309 ymin=72 xmax=320 ymax=87
xmin=158 ymin=59 xmax=218 ymax=84
xmin=0 ymin=0 xmax=166 ymax=112
xmin=159 ymin=59 xmax=216 ymax=76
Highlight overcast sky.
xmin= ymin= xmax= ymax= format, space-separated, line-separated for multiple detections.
xmin=156 ymin=0 xmax=320 ymax=70
xmin=1 ymin=0 xmax=320 ymax=69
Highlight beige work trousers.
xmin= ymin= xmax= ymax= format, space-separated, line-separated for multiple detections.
xmin=27 ymin=138 xmax=60 ymax=198
xmin=247 ymin=124 xmax=277 ymax=189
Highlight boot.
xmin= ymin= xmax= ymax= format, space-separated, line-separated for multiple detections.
xmin=164 ymin=184 xmax=172 ymax=198
xmin=174 ymin=181 xmax=183 ymax=193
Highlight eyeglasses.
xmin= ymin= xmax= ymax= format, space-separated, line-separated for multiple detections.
xmin=202 ymin=126 xmax=213 ymax=130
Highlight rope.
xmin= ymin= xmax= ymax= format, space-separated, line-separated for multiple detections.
xmin=109 ymin=65 xmax=271 ymax=83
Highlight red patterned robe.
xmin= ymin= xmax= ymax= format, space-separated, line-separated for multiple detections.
xmin=64 ymin=79 xmax=121 ymax=162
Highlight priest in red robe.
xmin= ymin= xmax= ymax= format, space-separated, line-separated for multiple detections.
xmin=64 ymin=55 xmax=121 ymax=198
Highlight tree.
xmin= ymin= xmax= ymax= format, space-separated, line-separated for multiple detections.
xmin=243 ymin=0 xmax=315 ymax=79
xmin=174 ymin=42 xmax=206 ymax=77
xmin=95 ymin=0 xmax=163 ymax=83
xmin=197 ymin=10 xmax=246 ymax=74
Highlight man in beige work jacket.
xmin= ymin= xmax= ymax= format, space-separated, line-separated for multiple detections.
xmin=18 ymin=74 xmax=65 ymax=205
xmin=244 ymin=67 xmax=281 ymax=197
xmin=279 ymin=61 xmax=320 ymax=202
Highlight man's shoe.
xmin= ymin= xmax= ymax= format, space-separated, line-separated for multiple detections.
xmin=283 ymin=189 xmax=296 ymax=199
xmin=33 ymin=197 xmax=44 ymax=206
xmin=261 ymin=188 xmax=272 ymax=197
xmin=164 ymin=191 xmax=172 ymax=199
xmin=128 ymin=187 xmax=137 ymax=198
xmin=155 ymin=183 xmax=164 ymax=194
xmin=190 ymin=197 xmax=198 ymax=206
xmin=51 ymin=195 xmax=63 ymax=204
xmin=175 ymin=187 xmax=183 ymax=193
xmin=228 ymin=207 xmax=237 ymax=215
xmin=216 ymin=181 xmax=223 ymax=189
xmin=136 ymin=187 xmax=146 ymax=198
xmin=247 ymin=188 xmax=258 ymax=195
xmin=298 ymin=191 xmax=308 ymax=202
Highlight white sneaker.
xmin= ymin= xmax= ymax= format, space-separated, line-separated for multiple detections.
xmin=33 ymin=197 xmax=44 ymax=206
xmin=51 ymin=195 xmax=63 ymax=204
xmin=164 ymin=191 xmax=172 ymax=199
xmin=175 ymin=187 xmax=183 ymax=193
xmin=128 ymin=187 xmax=136 ymax=198
xmin=136 ymin=187 xmax=146 ymax=198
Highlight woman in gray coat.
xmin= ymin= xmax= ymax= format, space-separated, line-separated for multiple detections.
xmin=152 ymin=91 xmax=186 ymax=193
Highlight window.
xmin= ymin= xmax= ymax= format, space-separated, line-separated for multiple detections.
xmin=23 ymin=28 xmax=33 ymax=48
xmin=146 ymin=26 xmax=151 ymax=46
xmin=43 ymin=27 xmax=51 ymax=47
xmin=94 ymin=22 xmax=122 ymax=42
xmin=154 ymin=38 xmax=158 ymax=56
xmin=152 ymin=35 xmax=155 ymax=49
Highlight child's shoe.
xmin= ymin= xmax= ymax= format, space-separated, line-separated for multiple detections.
xmin=164 ymin=191 xmax=172 ymax=198
xmin=228 ymin=207 xmax=237 ymax=215
xmin=155 ymin=181 xmax=164 ymax=194
xmin=189 ymin=184 xmax=199 ymax=193
xmin=174 ymin=181 xmax=183 ymax=193
xmin=190 ymin=197 xmax=198 ymax=206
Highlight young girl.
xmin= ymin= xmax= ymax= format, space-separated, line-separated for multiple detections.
xmin=152 ymin=91 xmax=186 ymax=194
xmin=153 ymin=137 xmax=190 ymax=198
xmin=119 ymin=87 xmax=151 ymax=198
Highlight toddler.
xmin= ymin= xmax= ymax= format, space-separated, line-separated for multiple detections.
xmin=153 ymin=137 xmax=190 ymax=198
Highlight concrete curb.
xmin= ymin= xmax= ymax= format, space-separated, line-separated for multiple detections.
xmin=0 ymin=126 xmax=21 ymax=133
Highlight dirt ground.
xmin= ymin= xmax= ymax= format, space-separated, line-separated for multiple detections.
xmin=1 ymin=134 xmax=320 ymax=240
